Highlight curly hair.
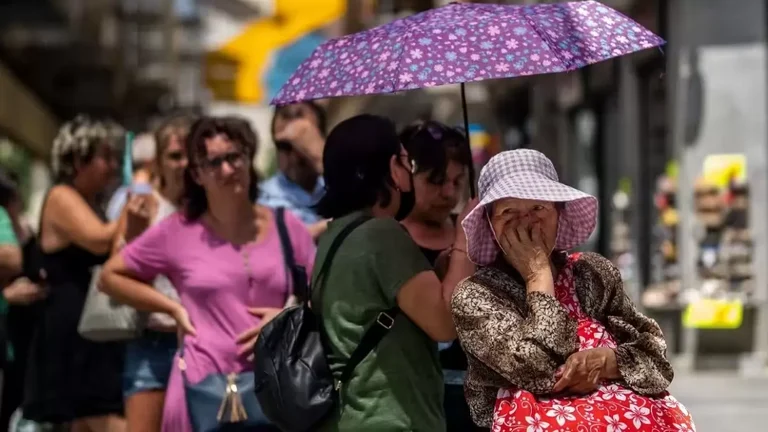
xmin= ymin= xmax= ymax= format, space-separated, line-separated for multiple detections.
xmin=51 ymin=114 xmax=125 ymax=183
xmin=183 ymin=116 xmax=260 ymax=221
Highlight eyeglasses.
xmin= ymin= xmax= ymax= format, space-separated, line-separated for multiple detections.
xmin=200 ymin=152 xmax=245 ymax=171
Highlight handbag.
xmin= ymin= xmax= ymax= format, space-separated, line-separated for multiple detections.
xmin=179 ymin=344 xmax=269 ymax=432
xmin=254 ymin=216 xmax=400 ymax=432
xmin=77 ymin=266 xmax=142 ymax=342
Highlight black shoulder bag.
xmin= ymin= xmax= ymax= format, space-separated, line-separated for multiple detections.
xmin=253 ymin=214 xmax=399 ymax=432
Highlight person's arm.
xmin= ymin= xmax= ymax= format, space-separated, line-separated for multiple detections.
xmin=578 ymin=252 xmax=674 ymax=395
xmin=101 ymin=254 xmax=180 ymax=316
xmin=110 ymin=210 xmax=128 ymax=256
xmin=452 ymin=273 xmax=578 ymax=395
xmin=47 ymin=185 xmax=117 ymax=255
xmin=275 ymin=119 xmax=324 ymax=174
xmin=100 ymin=216 xmax=178 ymax=316
xmin=306 ymin=219 xmax=329 ymax=240
xmin=0 ymin=246 xmax=22 ymax=284
xmin=0 ymin=207 xmax=21 ymax=281
xmin=366 ymin=219 xmax=464 ymax=342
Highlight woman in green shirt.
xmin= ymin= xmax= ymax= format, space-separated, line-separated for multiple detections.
xmin=311 ymin=114 xmax=477 ymax=431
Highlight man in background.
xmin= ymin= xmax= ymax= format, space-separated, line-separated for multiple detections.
xmin=260 ymin=101 xmax=329 ymax=239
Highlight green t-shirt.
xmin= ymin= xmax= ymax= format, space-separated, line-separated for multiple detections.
xmin=0 ymin=207 xmax=18 ymax=360
xmin=0 ymin=207 xmax=18 ymax=246
xmin=312 ymin=212 xmax=444 ymax=431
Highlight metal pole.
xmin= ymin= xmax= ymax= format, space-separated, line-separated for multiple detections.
xmin=460 ymin=83 xmax=477 ymax=197
xmin=668 ymin=0 xmax=698 ymax=372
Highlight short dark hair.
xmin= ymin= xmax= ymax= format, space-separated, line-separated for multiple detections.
xmin=399 ymin=121 xmax=471 ymax=184
xmin=314 ymin=114 xmax=400 ymax=219
xmin=270 ymin=101 xmax=328 ymax=139
xmin=182 ymin=116 xmax=260 ymax=220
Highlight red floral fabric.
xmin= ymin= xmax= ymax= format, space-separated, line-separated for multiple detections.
xmin=493 ymin=253 xmax=696 ymax=432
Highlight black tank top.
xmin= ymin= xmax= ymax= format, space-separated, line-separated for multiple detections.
xmin=410 ymin=214 xmax=469 ymax=372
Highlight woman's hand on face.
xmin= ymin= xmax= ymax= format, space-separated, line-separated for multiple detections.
xmin=124 ymin=194 xmax=157 ymax=242
xmin=552 ymin=347 xmax=619 ymax=395
xmin=499 ymin=217 xmax=551 ymax=283
xmin=236 ymin=307 xmax=284 ymax=360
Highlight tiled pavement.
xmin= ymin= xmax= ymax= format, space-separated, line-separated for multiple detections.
xmin=670 ymin=373 xmax=768 ymax=431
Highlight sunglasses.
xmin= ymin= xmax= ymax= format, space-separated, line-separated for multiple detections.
xmin=200 ymin=152 xmax=245 ymax=171
xmin=274 ymin=140 xmax=293 ymax=151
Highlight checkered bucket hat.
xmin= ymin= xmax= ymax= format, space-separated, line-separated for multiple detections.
xmin=462 ymin=149 xmax=598 ymax=266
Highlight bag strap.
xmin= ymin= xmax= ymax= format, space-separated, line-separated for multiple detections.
xmin=313 ymin=215 xmax=400 ymax=389
xmin=313 ymin=215 xmax=371 ymax=305
xmin=275 ymin=207 xmax=308 ymax=302
xmin=338 ymin=307 xmax=399 ymax=387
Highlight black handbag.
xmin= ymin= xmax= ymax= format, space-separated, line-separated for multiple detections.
xmin=253 ymin=215 xmax=399 ymax=432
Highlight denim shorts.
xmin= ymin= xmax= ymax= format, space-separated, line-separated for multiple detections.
xmin=123 ymin=331 xmax=178 ymax=397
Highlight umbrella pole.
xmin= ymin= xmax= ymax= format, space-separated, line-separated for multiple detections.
xmin=461 ymin=82 xmax=477 ymax=198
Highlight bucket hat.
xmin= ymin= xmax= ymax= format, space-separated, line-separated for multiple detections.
xmin=462 ymin=149 xmax=598 ymax=266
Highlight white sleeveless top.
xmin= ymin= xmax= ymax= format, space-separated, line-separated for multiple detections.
xmin=146 ymin=191 xmax=181 ymax=330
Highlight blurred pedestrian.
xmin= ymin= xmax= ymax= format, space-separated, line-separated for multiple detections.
xmin=112 ymin=115 xmax=191 ymax=432
xmin=23 ymin=115 xmax=126 ymax=432
xmin=0 ymin=173 xmax=22 ymax=282
xmin=0 ymin=171 xmax=48 ymax=432
xmin=260 ymin=102 xmax=329 ymax=239
xmin=106 ymin=132 xmax=158 ymax=221
xmin=310 ymin=114 xmax=477 ymax=431
xmin=399 ymin=121 xmax=486 ymax=431
xmin=100 ymin=116 xmax=315 ymax=431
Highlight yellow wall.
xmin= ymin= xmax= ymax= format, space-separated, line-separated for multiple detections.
xmin=210 ymin=0 xmax=346 ymax=103
xmin=0 ymin=61 xmax=59 ymax=159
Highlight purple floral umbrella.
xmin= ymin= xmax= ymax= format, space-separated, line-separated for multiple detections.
xmin=272 ymin=0 xmax=664 ymax=195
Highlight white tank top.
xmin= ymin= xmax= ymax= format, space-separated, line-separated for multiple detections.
xmin=146 ymin=191 xmax=181 ymax=330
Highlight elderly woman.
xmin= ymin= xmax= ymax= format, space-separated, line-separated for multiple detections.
xmin=452 ymin=150 xmax=695 ymax=431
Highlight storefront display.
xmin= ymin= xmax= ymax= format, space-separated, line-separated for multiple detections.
xmin=643 ymin=155 xmax=754 ymax=316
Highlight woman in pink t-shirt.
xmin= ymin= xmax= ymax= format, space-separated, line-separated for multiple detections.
xmin=101 ymin=117 xmax=315 ymax=431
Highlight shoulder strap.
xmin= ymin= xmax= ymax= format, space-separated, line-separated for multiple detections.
xmin=313 ymin=215 xmax=370 ymax=296
xmin=313 ymin=215 xmax=400 ymax=389
xmin=338 ymin=307 xmax=399 ymax=387
xmin=275 ymin=207 xmax=307 ymax=301
xmin=275 ymin=208 xmax=295 ymax=269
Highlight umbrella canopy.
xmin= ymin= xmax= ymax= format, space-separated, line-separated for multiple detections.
xmin=272 ymin=0 xmax=664 ymax=105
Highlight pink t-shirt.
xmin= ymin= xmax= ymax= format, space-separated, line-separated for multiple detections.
xmin=121 ymin=209 xmax=315 ymax=382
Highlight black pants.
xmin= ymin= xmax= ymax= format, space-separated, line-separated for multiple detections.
xmin=444 ymin=384 xmax=489 ymax=432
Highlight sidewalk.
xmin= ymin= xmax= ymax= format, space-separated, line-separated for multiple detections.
xmin=670 ymin=373 xmax=768 ymax=431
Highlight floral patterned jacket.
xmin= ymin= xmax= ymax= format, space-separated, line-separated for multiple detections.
xmin=451 ymin=252 xmax=673 ymax=427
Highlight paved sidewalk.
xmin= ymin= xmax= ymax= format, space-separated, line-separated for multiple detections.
xmin=670 ymin=373 xmax=768 ymax=431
